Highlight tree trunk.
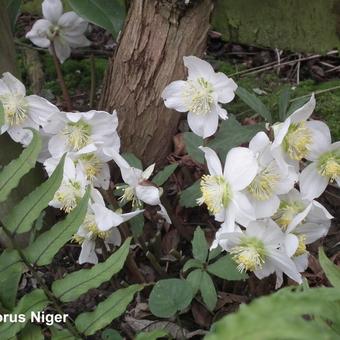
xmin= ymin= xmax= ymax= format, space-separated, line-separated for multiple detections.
xmin=99 ymin=0 xmax=214 ymax=166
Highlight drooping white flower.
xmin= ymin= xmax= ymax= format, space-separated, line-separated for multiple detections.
xmin=0 ymin=72 xmax=59 ymax=145
xmin=44 ymin=110 xmax=120 ymax=159
xmin=244 ymin=131 xmax=298 ymax=219
xmin=219 ymin=219 xmax=302 ymax=285
xmin=198 ymin=146 xmax=258 ymax=240
xmin=73 ymin=189 xmax=143 ymax=264
xmin=299 ymin=122 xmax=339 ymax=199
xmin=26 ymin=0 xmax=90 ymax=63
xmin=48 ymin=156 xmax=87 ymax=213
xmin=162 ymin=56 xmax=237 ymax=138
xmin=45 ymin=146 xmax=112 ymax=190
xmin=271 ymin=94 xmax=331 ymax=174
xmin=104 ymin=149 xmax=171 ymax=224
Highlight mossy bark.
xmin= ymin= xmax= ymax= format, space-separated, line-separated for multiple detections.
xmin=99 ymin=0 xmax=214 ymax=165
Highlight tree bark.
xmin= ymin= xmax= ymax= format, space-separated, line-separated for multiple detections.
xmin=99 ymin=0 xmax=214 ymax=166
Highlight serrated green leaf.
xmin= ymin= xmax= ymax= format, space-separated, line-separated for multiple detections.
xmin=192 ymin=227 xmax=208 ymax=263
xmin=122 ymin=152 xmax=142 ymax=169
xmin=183 ymin=258 xmax=203 ymax=272
xmin=208 ymin=115 xmax=264 ymax=160
xmin=0 ymin=250 xmax=23 ymax=310
xmin=179 ymin=180 xmax=201 ymax=208
xmin=52 ymin=238 xmax=131 ymax=302
xmin=319 ymin=247 xmax=340 ymax=288
xmin=235 ymin=87 xmax=272 ymax=122
xmin=67 ymin=0 xmax=125 ymax=37
xmin=207 ymin=255 xmax=247 ymax=281
xmin=205 ymin=287 xmax=340 ymax=340
xmin=75 ymin=284 xmax=143 ymax=336
xmin=135 ymin=329 xmax=168 ymax=340
xmin=200 ymin=271 xmax=217 ymax=311
xmin=0 ymin=289 xmax=48 ymax=339
xmin=24 ymin=188 xmax=90 ymax=266
xmin=0 ymin=101 xmax=4 ymax=126
xmin=278 ymin=85 xmax=292 ymax=121
xmin=149 ymin=279 xmax=193 ymax=318
xmin=186 ymin=269 xmax=204 ymax=295
xmin=183 ymin=132 xmax=204 ymax=163
xmin=18 ymin=323 xmax=43 ymax=340
xmin=152 ymin=163 xmax=178 ymax=186
xmin=129 ymin=213 xmax=144 ymax=239
xmin=3 ymin=154 xmax=65 ymax=234
xmin=0 ymin=130 xmax=41 ymax=203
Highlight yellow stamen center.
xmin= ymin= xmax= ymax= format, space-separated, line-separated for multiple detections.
xmin=54 ymin=180 xmax=83 ymax=213
xmin=0 ymin=94 xmax=28 ymax=126
xmin=317 ymin=150 xmax=340 ymax=182
xmin=79 ymin=153 xmax=102 ymax=181
xmin=62 ymin=120 xmax=91 ymax=151
xmin=294 ymin=234 xmax=307 ymax=256
xmin=273 ymin=200 xmax=305 ymax=231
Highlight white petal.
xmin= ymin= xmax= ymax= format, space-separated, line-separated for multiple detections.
xmin=251 ymin=195 xmax=280 ymax=219
xmin=284 ymin=233 xmax=299 ymax=257
xmin=290 ymin=93 xmax=315 ymax=123
xmin=249 ymin=131 xmax=270 ymax=153
xmin=42 ymin=0 xmax=63 ymax=24
xmin=187 ymin=109 xmax=219 ymax=138
xmin=142 ymin=164 xmax=155 ymax=180
xmin=272 ymin=119 xmax=291 ymax=148
xmin=25 ymin=19 xmax=51 ymax=48
xmin=214 ymin=104 xmax=228 ymax=120
xmin=120 ymin=209 xmax=144 ymax=222
xmin=306 ymin=120 xmax=331 ymax=160
xmin=58 ymin=12 xmax=88 ymax=33
xmin=66 ymin=111 xmax=82 ymax=122
xmin=224 ymin=147 xmax=258 ymax=191
xmin=161 ymin=80 xmax=188 ymax=112
xmin=233 ymin=192 xmax=256 ymax=226
xmin=299 ymin=163 xmax=328 ymax=201
xmin=158 ymin=203 xmax=172 ymax=224
xmin=79 ymin=240 xmax=97 ymax=264
xmin=106 ymin=228 xmax=122 ymax=246
xmin=63 ymin=33 xmax=91 ymax=48
xmin=92 ymin=203 xmax=124 ymax=230
xmin=26 ymin=95 xmax=59 ymax=126
xmin=254 ymin=262 xmax=275 ymax=280
xmin=2 ymin=72 xmax=26 ymax=96
xmin=295 ymin=222 xmax=329 ymax=244
xmin=7 ymin=127 xmax=33 ymax=146
xmin=220 ymin=205 xmax=237 ymax=232
xmin=199 ymin=146 xmax=223 ymax=176
xmin=0 ymin=79 xmax=10 ymax=95
xmin=52 ymin=37 xmax=71 ymax=64
xmin=90 ymin=187 xmax=105 ymax=205
xmin=310 ymin=200 xmax=333 ymax=221
xmin=48 ymin=134 xmax=68 ymax=158
xmin=212 ymin=72 xmax=237 ymax=103
xmin=184 ymin=56 xmax=214 ymax=81
xmin=275 ymin=165 xmax=298 ymax=195
xmin=286 ymin=202 xmax=312 ymax=233
xmin=293 ymin=254 xmax=309 ymax=272
xmin=93 ymin=163 xmax=110 ymax=190
xmin=135 ymin=185 xmax=160 ymax=205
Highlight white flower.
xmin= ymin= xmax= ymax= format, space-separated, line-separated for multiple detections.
xmin=162 ymin=56 xmax=237 ymax=138
xmin=244 ymin=131 xmax=298 ymax=219
xmin=299 ymin=123 xmax=339 ymax=199
xmin=104 ymin=149 xmax=171 ymax=224
xmin=219 ymin=219 xmax=302 ymax=284
xmin=48 ymin=156 xmax=87 ymax=213
xmin=198 ymin=146 xmax=258 ymax=239
xmin=73 ymin=189 xmax=142 ymax=264
xmin=44 ymin=110 xmax=120 ymax=159
xmin=25 ymin=0 xmax=90 ymax=63
xmin=45 ymin=147 xmax=112 ymax=190
xmin=271 ymin=94 xmax=331 ymax=174
xmin=0 ymin=72 xmax=59 ymax=145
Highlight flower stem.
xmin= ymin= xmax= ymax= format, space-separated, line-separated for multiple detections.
xmin=50 ymin=41 xmax=73 ymax=111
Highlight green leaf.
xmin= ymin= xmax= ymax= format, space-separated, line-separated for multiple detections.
xmin=3 ymin=154 xmax=65 ymax=234
xmin=205 ymin=287 xmax=340 ymax=340
xmin=207 ymin=255 xmax=247 ymax=281
xmin=278 ymin=85 xmax=292 ymax=121
xmin=0 ymin=250 xmax=23 ymax=310
xmin=200 ymin=271 xmax=217 ymax=311
xmin=149 ymin=279 xmax=193 ymax=318
xmin=122 ymin=152 xmax=143 ymax=169
xmin=179 ymin=180 xmax=201 ymax=208
xmin=208 ymin=246 xmax=222 ymax=262
xmin=75 ymin=284 xmax=143 ymax=336
xmin=183 ymin=259 xmax=203 ymax=272
xmin=0 ymin=289 xmax=48 ymax=339
xmin=101 ymin=328 xmax=123 ymax=340
xmin=319 ymin=248 xmax=340 ymax=288
xmin=183 ymin=132 xmax=204 ymax=163
xmin=6 ymin=0 xmax=22 ymax=32
xmin=186 ymin=269 xmax=204 ymax=295
xmin=208 ymin=115 xmax=264 ymax=160
xmin=50 ymin=326 xmax=75 ymax=340
xmin=18 ymin=323 xmax=43 ymax=340
xmin=24 ymin=187 xmax=90 ymax=266
xmin=67 ymin=0 xmax=125 ymax=37
xmin=152 ymin=163 xmax=178 ymax=186
xmin=0 ymin=101 xmax=4 ymax=126
xmin=192 ymin=226 xmax=208 ymax=263
xmin=135 ymin=329 xmax=168 ymax=340
xmin=0 ymin=130 xmax=41 ymax=203
xmin=129 ymin=213 xmax=145 ymax=239
xmin=235 ymin=87 xmax=272 ymax=122
xmin=52 ymin=238 xmax=131 ymax=302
